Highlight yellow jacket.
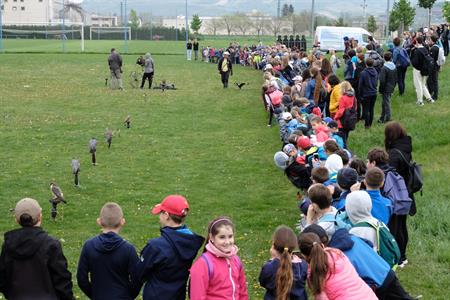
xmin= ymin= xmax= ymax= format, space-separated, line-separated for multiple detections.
xmin=329 ymin=83 xmax=342 ymax=115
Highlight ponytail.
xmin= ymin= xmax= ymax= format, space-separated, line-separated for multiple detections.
xmin=275 ymin=247 xmax=293 ymax=300
xmin=311 ymin=67 xmax=322 ymax=106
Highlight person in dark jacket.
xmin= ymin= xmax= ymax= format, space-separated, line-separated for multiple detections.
xmin=108 ymin=48 xmax=124 ymax=90
xmin=193 ymin=39 xmax=199 ymax=61
xmin=358 ymin=57 xmax=379 ymax=128
xmin=134 ymin=195 xmax=204 ymax=300
xmin=217 ymin=51 xmax=233 ymax=88
xmin=410 ymin=36 xmax=434 ymax=106
xmin=384 ymin=121 xmax=415 ymax=268
xmin=378 ymin=52 xmax=397 ymax=124
xmin=0 ymin=198 xmax=74 ymax=300
xmin=392 ymin=37 xmax=408 ymax=96
xmin=77 ymin=202 xmax=141 ymax=300
xmin=426 ymin=35 xmax=440 ymax=101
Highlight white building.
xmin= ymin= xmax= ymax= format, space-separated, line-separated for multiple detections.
xmin=1 ymin=0 xmax=56 ymax=24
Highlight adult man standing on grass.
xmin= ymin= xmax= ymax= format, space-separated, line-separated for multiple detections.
xmin=217 ymin=51 xmax=233 ymax=88
xmin=108 ymin=48 xmax=124 ymax=90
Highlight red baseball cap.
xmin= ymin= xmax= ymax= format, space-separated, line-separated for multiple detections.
xmin=151 ymin=195 xmax=190 ymax=217
xmin=297 ymin=136 xmax=311 ymax=150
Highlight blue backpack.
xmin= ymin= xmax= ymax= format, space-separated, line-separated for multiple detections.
xmin=318 ymin=210 xmax=352 ymax=230
xmin=396 ymin=48 xmax=411 ymax=68
xmin=382 ymin=171 xmax=412 ymax=215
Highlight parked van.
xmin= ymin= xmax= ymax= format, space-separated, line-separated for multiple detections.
xmin=315 ymin=26 xmax=373 ymax=51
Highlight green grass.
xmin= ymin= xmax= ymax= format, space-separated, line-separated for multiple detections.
xmin=0 ymin=41 xmax=449 ymax=299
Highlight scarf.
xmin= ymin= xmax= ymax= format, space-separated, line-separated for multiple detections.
xmin=205 ymin=241 xmax=238 ymax=258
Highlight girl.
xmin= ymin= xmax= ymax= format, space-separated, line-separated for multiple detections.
xmin=190 ymin=217 xmax=248 ymax=300
xmin=259 ymin=226 xmax=308 ymax=300
xmin=298 ymin=232 xmax=378 ymax=300
xmin=333 ymin=81 xmax=355 ymax=147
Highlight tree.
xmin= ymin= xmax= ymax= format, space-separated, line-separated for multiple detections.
xmin=389 ymin=0 xmax=415 ymax=33
xmin=60 ymin=1 xmax=86 ymax=22
xmin=129 ymin=9 xmax=140 ymax=29
xmin=418 ymin=0 xmax=437 ymax=28
xmin=190 ymin=14 xmax=202 ymax=35
xmin=282 ymin=4 xmax=290 ymax=17
xmin=207 ymin=18 xmax=221 ymax=36
xmin=334 ymin=17 xmax=348 ymax=27
xmin=234 ymin=13 xmax=252 ymax=36
xmin=268 ymin=17 xmax=283 ymax=37
xmin=251 ymin=12 xmax=267 ymax=38
xmin=220 ymin=15 xmax=235 ymax=36
xmin=443 ymin=1 xmax=450 ymax=23
xmin=367 ymin=15 xmax=377 ymax=33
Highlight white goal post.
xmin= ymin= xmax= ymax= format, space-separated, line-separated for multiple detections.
xmin=1 ymin=21 xmax=85 ymax=51
xmin=89 ymin=27 xmax=131 ymax=41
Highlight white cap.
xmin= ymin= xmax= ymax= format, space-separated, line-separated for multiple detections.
xmin=223 ymin=51 xmax=230 ymax=55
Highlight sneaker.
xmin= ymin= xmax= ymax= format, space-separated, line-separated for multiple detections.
xmin=416 ymin=101 xmax=424 ymax=106
xmin=267 ymin=124 xmax=272 ymax=127
xmin=427 ymin=98 xmax=435 ymax=103
xmin=398 ymin=259 xmax=409 ymax=268
xmin=377 ymin=119 xmax=384 ymax=124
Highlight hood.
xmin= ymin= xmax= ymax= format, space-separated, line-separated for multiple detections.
xmin=325 ymin=154 xmax=343 ymax=174
xmin=343 ymin=90 xmax=355 ymax=97
xmin=365 ymin=67 xmax=378 ymax=76
xmin=328 ymin=228 xmax=354 ymax=251
xmin=93 ymin=232 xmax=126 ymax=253
xmin=161 ymin=226 xmax=205 ymax=261
xmin=384 ymin=61 xmax=396 ymax=70
xmin=388 ymin=135 xmax=412 ymax=154
xmin=145 ymin=52 xmax=152 ymax=59
xmin=4 ymin=227 xmax=48 ymax=259
xmin=345 ymin=191 xmax=378 ymax=224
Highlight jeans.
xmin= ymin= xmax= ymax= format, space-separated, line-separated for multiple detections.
xmin=396 ymin=66 xmax=407 ymax=95
xmin=361 ymin=95 xmax=377 ymax=127
xmin=426 ymin=69 xmax=439 ymax=100
xmin=194 ymin=50 xmax=198 ymax=60
xmin=187 ymin=49 xmax=192 ymax=60
xmin=380 ymin=92 xmax=392 ymax=122
xmin=220 ymin=71 xmax=230 ymax=88
xmin=110 ymin=69 xmax=123 ymax=89
xmin=412 ymin=68 xmax=432 ymax=102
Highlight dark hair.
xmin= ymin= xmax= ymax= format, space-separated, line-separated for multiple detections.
xmin=393 ymin=37 xmax=401 ymax=47
xmin=348 ymin=49 xmax=356 ymax=58
xmin=308 ymin=184 xmax=332 ymax=209
xmin=321 ymin=58 xmax=333 ymax=77
xmin=111 ymin=48 xmax=115 ymax=52
xmin=310 ymin=67 xmax=323 ymax=106
xmin=324 ymin=140 xmax=339 ymax=154
xmin=335 ymin=149 xmax=349 ymax=166
xmin=168 ymin=213 xmax=185 ymax=224
xmin=367 ymin=147 xmax=389 ymax=165
xmin=208 ymin=216 xmax=235 ymax=239
xmin=431 ymin=35 xmax=438 ymax=43
xmin=298 ymin=232 xmax=330 ymax=295
xmin=365 ymin=57 xmax=374 ymax=67
xmin=301 ymin=69 xmax=311 ymax=81
xmin=365 ymin=167 xmax=385 ymax=189
xmin=416 ymin=36 xmax=424 ymax=45
xmin=327 ymin=74 xmax=340 ymax=87
xmin=311 ymin=167 xmax=329 ymax=183
xmin=273 ymin=226 xmax=297 ymax=300
xmin=384 ymin=121 xmax=407 ymax=150
xmin=384 ymin=52 xmax=392 ymax=61
xmin=349 ymin=158 xmax=367 ymax=177
xmin=19 ymin=213 xmax=37 ymax=227
xmin=366 ymin=43 xmax=373 ymax=51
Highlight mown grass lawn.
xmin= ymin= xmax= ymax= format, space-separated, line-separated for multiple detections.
xmin=0 ymin=42 xmax=449 ymax=299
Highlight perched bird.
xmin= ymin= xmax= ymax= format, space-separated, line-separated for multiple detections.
xmin=50 ymin=182 xmax=66 ymax=220
xmin=105 ymin=128 xmax=113 ymax=149
xmin=235 ymin=82 xmax=249 ymax=89
xmin=124 ymin=115 xmax=131 ymax=129
xmin=105 ymin=78 xmax=108 ymax=87
xmin=71 ymin=159 xmax=80 ymax=186
xmin=89 ymin=138 xmax=97 ymax=166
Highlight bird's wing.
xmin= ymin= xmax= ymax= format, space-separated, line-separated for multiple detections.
xmin=52 ymin=185 xmax=64 ymax=199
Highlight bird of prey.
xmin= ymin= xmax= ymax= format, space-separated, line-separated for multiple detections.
xmin=124 ymin=115 xmax=131 ymax=128
xmin=50 ymin=182 xmax=66 ymax=220
xmin=235 ymin=82 xmax=249 ymax=89
xmin=89 ymin=137 xmax=97 ymax=166
xmin=105 ymin=78 xmax=108 ymax=87
xmin=105 ymin=129 xmax=113 ymax=149
xmin=71 ymin=159 xmax=80 ymax=186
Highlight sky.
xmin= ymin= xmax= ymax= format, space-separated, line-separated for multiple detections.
xmin=79 ymin=0 xmax=424 ymax=18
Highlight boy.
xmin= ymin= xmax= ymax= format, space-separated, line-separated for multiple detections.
xmin=0 ymin=198 xmax=73 ymax=299
xmin=305 ymin=183 xmax=338 ymax=239
xmin=334 ymin=167 xmax=358 ymax=211
xmin=358 ymin=57 xmax=379 ymax=129
xmin=378 ymin=52 xmax=397 ymax=123
xmin=77 ymin=202 xmax=140 ymax=300
xmin=134 ymin=195 xmax=204 ymax=300
xmin=363 ymin=167 xmax=392 ymax=225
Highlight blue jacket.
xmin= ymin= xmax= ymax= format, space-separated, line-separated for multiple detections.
xmin=358 ymin=67 xmax=378 ymax=98
xmin=332 ymin=190 xmax=350 ymax=211
xmin=259 ymin=257 xmax=308 ymax=300
xmin=366 ymin=190 xmax=392 ymax=225
xmin=329 ymin=228 xmax=390 ymax=288
xmin=134 ymin=226 xmax=204 ymax=300
xmin=77 ymin=232 xmax=141 ymax=300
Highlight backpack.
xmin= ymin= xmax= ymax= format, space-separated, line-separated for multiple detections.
xmin=396 ymin=48 xmax=411 ymax=68
xmin=353 ymin=221 xmax=401 ymax=268
xmin=319 ymin=210 xmax=352 ymax=230
xmin=200 ymin=251 xmax=243 ymax=279
xmin=382 ymin=170 xmax=412 ymax=215
xmin=342 ymin=98 xmax=357 ymax=131
xmin=369 ymin=51 xmax=383 ymax=68
xmin=420 ymin=48 xmax=435 ymax=75
xmin=435 ymin=45 xmax=446 ymax=66
xmin=392 ymin=149 xmax=423 ymax=194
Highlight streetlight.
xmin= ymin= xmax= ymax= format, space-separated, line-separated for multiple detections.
xmin=185 ymin=0 xmax=188 ymax=59
xmin=124 ymin=0 xmax=128 ymax=53
xmin=0 ymin=0 xmax=3 ymax=52
xmin=310 ymin=0 xmax=315 ymax=44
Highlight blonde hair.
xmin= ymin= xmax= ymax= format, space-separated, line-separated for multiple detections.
xmin=99 ymin=202 xmax=123 ymax=229
xmin=340 ymin=81 xmax=354 ymax=94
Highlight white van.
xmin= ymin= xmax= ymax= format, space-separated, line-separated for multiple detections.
xmin=315 ymin=26 xmax=373 ymax=51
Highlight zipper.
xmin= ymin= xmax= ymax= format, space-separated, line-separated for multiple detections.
xmin=227 ymin=257 xmax=236 ymax=300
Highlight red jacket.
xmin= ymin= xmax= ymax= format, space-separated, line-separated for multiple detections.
xmin=334 ymin=94 xmax=355 ymax=128
xmin=190 ymin=251 xmax=248 ymax=300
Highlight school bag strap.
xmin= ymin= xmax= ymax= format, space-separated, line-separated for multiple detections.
xmin=391 ymin=148 xmax=423 ymax=195
xmin=200 ymin=252 xmax=243 ymax=279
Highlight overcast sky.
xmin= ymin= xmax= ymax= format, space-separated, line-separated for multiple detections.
xmin=80 ymin=0 xmax=423 ymax=17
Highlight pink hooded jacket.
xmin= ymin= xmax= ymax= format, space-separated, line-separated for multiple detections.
xmin=313 ymin=249 xmax=378 ymax=300
xmin=190 ymin=251 xmax=248 ymax=300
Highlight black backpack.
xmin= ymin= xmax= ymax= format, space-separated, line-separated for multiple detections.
xmin=393 ymin=149 xmax=423 ymax=194
xmin=420 ymin=48 xmax=435 ymax=76
xmin=342 ymin=98 xmax=357 ymax=131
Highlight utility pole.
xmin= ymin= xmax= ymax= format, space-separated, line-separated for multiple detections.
xmin=0 ymin=0 xmax=3 ymax=53
xmin=310 ymin=0 xmax=315 ymax=42
xmin=361 ymin=0 xmax=367 ymax=26
xmin=124 ymin=0 xmax=128 ymax=53
xmin=185 ymin=0 xmax=188 ymax=59
xmin=277 ymin=0 xmax=281 ymax=18
xmin=61 ymin=0 xmax=66 ymax=52
xmin=386 ymin=0 xmax=390 ymax=39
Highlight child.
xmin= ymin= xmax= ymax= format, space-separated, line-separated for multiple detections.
xmin=333 ymin=81 xmax=356 ymax=146
xmin=378 ymin=52 xmax=397 ymax=123
xmin=310 ymin=116 xmax=330 ymax=145
xmin=298 ymin=232 xmax=378 ymax=300
xmin=358 ymin=57 xmax=379 ymax=129
xmin=77 ymin=202 xmax=141 ymax=300
xmin=259 ymin=226 xmax=308 ymax=300
xmin=190 ymin=217 xmax=248 ymax=300
xmin=134 ymin=195 xmax=204 ymax=300
xmin=282 ymin=86 xmax=293 ymax=112
xmin=333 ymin=167 xmax=358 ymax=211
xmin=362 ymin=167 xmax=393 ymax=225
xmin=327 ymin=121 xmax=345 ymax=149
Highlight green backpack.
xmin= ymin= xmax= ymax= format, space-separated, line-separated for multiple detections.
xmin=353 ymin=221 xmax=401 ymax=269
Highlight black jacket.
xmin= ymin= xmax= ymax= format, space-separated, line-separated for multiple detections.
xmin=387 ymin=135 xmax=413 ymax=187
xmin=77 ymin=232 xmax=141 ymax=300
xmin=0 ymin=227 xmax=74 ymax=300
xmin=410 ymin=46 xmax=429 ymax=74
xmin=285 ymin=160 xmax=312 ymax=190
xmin=430 ymin=44 xmax=440 ymax=71
xmin=378 ymin=62 xmax=397 ymax=94
xmin=217 ymin=57 xmax=233 ymax=74
xmin=358 ymin=67 xmax=379 ymax=98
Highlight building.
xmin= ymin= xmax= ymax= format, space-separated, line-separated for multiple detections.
xmin=1 ymin=0 xmax=56 ymax=24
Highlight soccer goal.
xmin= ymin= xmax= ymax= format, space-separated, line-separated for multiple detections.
xmin=89 ymin=27 xmax=131 ymax=40
xmin=1 ymin=22 xmax=85 ymax=52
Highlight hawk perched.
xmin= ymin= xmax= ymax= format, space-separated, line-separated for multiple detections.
xmin=50 ymin=182 xmax=66 ymax=220
xmin=71 ymin=159 xmax=80 ymax=186
xmin=105 ymin=129 xmax=113 ymax=149
xmin=124 ymin=115 xmax=131 ymax=129
xmin=89 ymin=138 xmax=97 ymax=165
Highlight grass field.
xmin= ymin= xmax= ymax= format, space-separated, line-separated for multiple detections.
xmin=0 ymin=40 xmax=449 ymax=299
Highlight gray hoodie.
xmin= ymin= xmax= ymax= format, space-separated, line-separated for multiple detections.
xmin=144 ymin=53 xmax=154 ymax=73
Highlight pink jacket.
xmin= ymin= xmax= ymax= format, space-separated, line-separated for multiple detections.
xmin=313 ymin=249 xmax=377 ymax=300
xmin=190 ymin=251 xmax=248 ymax=300
xmin=334 ymin=94 xmax=355 ymax=129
